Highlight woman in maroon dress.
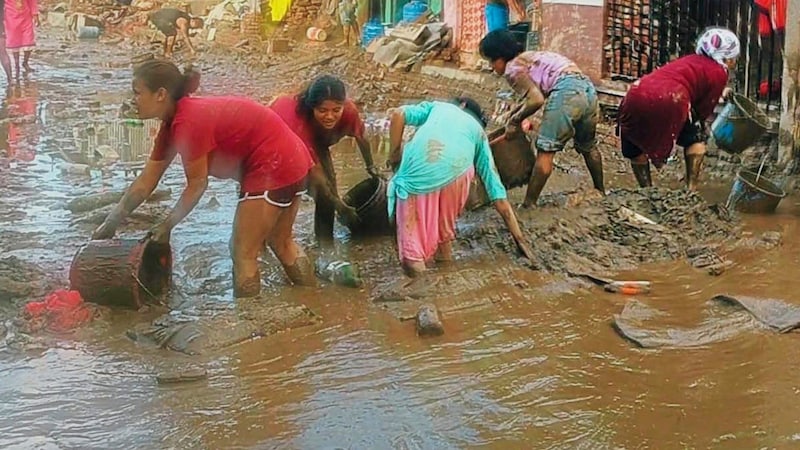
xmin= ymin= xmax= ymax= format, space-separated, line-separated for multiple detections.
xmin=617 ymin=27 xmax=740 ymax=190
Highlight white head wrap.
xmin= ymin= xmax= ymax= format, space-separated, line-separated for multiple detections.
xmin=696 ymin=27 xmax=741 ymax=67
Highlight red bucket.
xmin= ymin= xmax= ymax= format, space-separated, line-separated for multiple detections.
xmin=69 ymin=238 xmax=172 ymax=309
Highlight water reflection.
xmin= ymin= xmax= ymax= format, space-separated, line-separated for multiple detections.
xmin=8 ymin=82 xmax=38 ymax=163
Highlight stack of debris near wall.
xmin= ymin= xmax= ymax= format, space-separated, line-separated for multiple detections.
xmin=367 ymin=22 xmax=452 ymax=71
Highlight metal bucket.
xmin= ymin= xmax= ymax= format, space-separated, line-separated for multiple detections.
xmin=726 ymin=169 xmax=786 ymax=214
xmin=339 ymin=176 xmax=395 ymax=236
xmin=711 ymin=94 xmax=770 ymax=154
xmin=69 ymin=238 xmax=172 ymax=308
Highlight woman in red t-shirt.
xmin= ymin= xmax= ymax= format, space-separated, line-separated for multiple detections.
xmin=270 ymin=75 xmax=378 ymax=245
xmin=618 ymin=27 xmax=740 ymax=190
xmin=92 ymin=60 xmax=317 ymax=297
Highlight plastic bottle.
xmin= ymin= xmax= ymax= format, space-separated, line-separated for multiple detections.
xmin=315 ymin=258 xmax=363 ymax=288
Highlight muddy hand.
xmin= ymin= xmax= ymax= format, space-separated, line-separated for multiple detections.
xmin=367 ymin=165 xmax=385 ymax=180
xmin=147 ymin=223 xmax=172 ymax=244
xmin=514 ymin=236 xmax=534 ymax=260
xmin=338 ymin=203 xmax=360 ymax=225
xmin=505 ymin=123 xmax=520 ymax=140
xmin=91 ymin=220 xmax=118 ymax=240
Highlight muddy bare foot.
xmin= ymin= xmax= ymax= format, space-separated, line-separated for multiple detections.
xmin=23 ymin=64 xmax=34 ymax=73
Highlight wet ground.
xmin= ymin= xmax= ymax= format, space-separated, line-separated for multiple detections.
xmin=2 ymin=31 xmax=800 ymax=449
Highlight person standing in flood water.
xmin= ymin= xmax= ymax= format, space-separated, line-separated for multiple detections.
xmin=617 ymin=27 xmax=739 ymax=190
xmin=4 ymin=0 xmax=37 ymax=79
xmin=92 ymin=60 xmax=318 ymax=297
xmin=270 ymin=75 xmax=379 ymax=246
xmin=479 ymin=30 xmax=605 ymax=208
xmin=148 ymin=7 xmax=204 ymax=58
xmin=387 ymin=97 xmax=532 ymax=277
xmin=0 ymin=0 xmax=13 ymax=83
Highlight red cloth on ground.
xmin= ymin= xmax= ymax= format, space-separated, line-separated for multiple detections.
xmin=23 ymin=290 xmax=93 ymax=332
xmin=617 ymin=54 xmax=728 ymax=165
xmin=150 ymin=96 xmax=315 ymax=192
xmin=269 ymin=95 xmax=365 ymax=163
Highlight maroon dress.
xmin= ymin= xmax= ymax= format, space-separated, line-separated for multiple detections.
xmin=618 ymin=54 xmax=728 ymax=165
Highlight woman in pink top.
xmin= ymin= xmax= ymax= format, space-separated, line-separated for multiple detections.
xmin=4 ymin=0 xmax=38 ymax=79
xmin=480 ymin=30 xmax=604 ymax=208
xmin=92 ymin=61 xmax=317 ymax=297
xmin=270 ymin=75 xmax=378 ymax=244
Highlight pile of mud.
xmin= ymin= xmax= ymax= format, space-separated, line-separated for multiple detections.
xmin=0 ymin=257 xmax=58 ymax=305
xmin=461 ymin=187 xmax=738 ymax=275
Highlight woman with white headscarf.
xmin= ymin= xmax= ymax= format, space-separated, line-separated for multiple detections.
xmin=617 ymin=27 xmax=740 ymax=190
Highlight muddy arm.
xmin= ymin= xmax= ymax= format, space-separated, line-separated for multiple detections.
xmin=178 ymin=21 xmax=196 ymax=54
xmin=309 ymin=165 xmax=355 ymax=217
xmin=493 ymin=199 xmax=534 ymax=260
xmin=387 ymin=108 xmax=406 ymax=171
xmin=93 ymin=157 xmax=173 ymax=238
xmin=506 ymin=74 xmax=545 ymax=131
xmin=160 ymin=155 xmax=208 ymax=230
xmin=354 ymin=135 xmax=378 ymax=175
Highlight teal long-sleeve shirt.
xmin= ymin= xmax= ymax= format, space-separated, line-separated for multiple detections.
xmin=387 ymin=101 xmax=508 ymax=219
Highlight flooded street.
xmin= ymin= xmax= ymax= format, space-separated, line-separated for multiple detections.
xmin=3 ymin=34 xmax=800 ymax=449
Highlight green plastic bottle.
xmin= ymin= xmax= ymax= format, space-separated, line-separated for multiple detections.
xmin=315 ymin=258 xmax=363 ymax=288
xmin=124 ymin=118 xmax=145 ymax=128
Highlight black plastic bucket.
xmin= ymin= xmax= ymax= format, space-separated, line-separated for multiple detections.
xmin=339 ymin=177 xmax=395 ymax=236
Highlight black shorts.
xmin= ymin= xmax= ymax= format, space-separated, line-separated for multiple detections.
xmin=238 ymin=176 xmax=309 ymax=208
xmin=152 ymin=19 xmax=178 ymax=37
xmin=620 ymin=119 xmax=708 ymax=160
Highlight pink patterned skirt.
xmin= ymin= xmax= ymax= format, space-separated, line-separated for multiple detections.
xmin=395 ymin=166 xmax=475 ymax=263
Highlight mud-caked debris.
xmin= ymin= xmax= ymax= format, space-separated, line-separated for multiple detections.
xmin=156 ymin=367 xmax=208 ymax=384
xmin=416 ymin=304 xmax=444 ymax=337
xmin=0 ymin=257 xmax=56 ymax=303
xmin=458 ymin=187 xmax=739 ymax=275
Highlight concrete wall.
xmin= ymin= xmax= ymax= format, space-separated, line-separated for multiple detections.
xmin=540 ymin=0 xmax=605 ymax=84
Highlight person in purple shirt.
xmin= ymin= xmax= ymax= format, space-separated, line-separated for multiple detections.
xmin=479 ymin=30 xmax=604 ymax=208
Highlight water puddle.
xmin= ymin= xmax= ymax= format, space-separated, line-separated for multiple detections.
xmin=1 ymin=35 xmax=800 ymax=449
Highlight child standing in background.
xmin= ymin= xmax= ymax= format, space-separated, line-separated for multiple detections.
xmin=338 ymin=0 xmax=360 ymax=47
xmin=4 ymin=0 xmax=37 ymax=79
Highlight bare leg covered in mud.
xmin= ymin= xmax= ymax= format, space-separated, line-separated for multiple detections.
xmin=0 ymin=40 xmax=11 ymax=83
xmin=684 ymin=143 xmax=706 ymax=191
xmin=309 ymin=146 xmax=358 ymax=247
xmin=22 ymin=51 xmax=33 ymax=73
xmin=630 ymin=153 xmax=652 ymax=188
xmin=523 ymin=150 xmax=555 ymax=208
xmin=232 ymin=197 xmax=317 ymax=297
xmin=581 ymin=148 xmax=605 ymax=194
xmin=11 ymin=51 xmax=19 ymax=80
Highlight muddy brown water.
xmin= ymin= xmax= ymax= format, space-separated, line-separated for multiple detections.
xmin=2 ymin=33 xmax=800 ymax=449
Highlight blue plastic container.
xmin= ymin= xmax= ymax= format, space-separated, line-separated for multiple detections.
xmin=710 ymin=93 xmax=770 ymax=154
xmin=362 ymin=18 xmax=385 ymax=48
xmin=402 ymin=0 xmax=429 ymax=23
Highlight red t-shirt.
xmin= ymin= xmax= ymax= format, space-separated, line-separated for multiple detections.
xmin=269 ymin=95 xmax=365 ymax=163
xmin=150 ymin=96 xmax=315 ymax=192
xmin=619 ymin=54 xmax=728 ymax=164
